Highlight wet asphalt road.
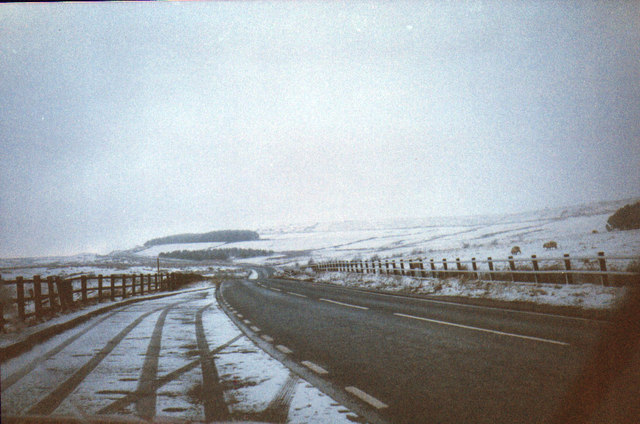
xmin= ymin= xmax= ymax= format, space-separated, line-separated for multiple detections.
xmin=220 ymin=273 xmax=608 ymax=424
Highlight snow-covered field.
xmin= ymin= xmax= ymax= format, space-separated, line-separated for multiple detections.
xmin=131 ymin=198 xmax=640 ymax=268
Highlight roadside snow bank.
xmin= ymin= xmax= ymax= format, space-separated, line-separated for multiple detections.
xmin=285 ymin=271 xmax=626 ymax=310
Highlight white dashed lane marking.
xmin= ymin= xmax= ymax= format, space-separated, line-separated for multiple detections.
xmin=345 ymin=386 xmax=388 ymax=409
xmin=301 ymin=360 xmax=328 ymax=375
xmin=320 ymin=298 xmax=369 ymax=310
xmin=276 ymin=345 xmax=293 ymax=354
xmin=250 ymin=326 xmax=260 ymax=332
xmin=393 ymin=313 xmax=570 ymax=346
xmin=287 ymin=291 xmax=308 ymax=298
xmin=261 ymin=335 xmax=274 ymax=343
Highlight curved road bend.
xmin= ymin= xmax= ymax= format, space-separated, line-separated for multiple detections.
xmin=220 ymin=274 xmax=608 ymax=424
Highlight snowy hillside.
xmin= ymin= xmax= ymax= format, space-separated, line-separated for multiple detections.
xmin=132 ymin=198 xmax=640 ymax=267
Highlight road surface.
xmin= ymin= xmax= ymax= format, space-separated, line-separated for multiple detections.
xmin=219 ymin=271 xmax=608 ymax=424
xmin=1 ymin=285 xmax=362 ymax=423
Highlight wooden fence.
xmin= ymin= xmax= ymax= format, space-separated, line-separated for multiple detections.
xmin=311 ymin=252 xmax=639 ymax=287
xmin=0 ymin=272 xmax=192 ymax=331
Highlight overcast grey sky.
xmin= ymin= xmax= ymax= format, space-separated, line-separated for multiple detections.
xmin=1 ymin=1 xmax=639 ymax=258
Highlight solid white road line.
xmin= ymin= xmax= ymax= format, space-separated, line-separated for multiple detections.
xmin=345 ymin=386 xmax=388 ymax=409
xmin=394 ymin=313 xmax=569 ymax=346
xmin=288 ymin=291 xmax=308 ymax=298
xmin=301 ymin=360 xmax=329 ymax=375
xmin=276 ymin=345 xmax=293 ymax=354
xmin=261 ymin=335 xmax=274 ymax=343
xmin=320 ymin=298 xmax=369 ymax=310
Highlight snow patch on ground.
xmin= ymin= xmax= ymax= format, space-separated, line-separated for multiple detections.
xmin=286 ymin=271 xmax=627 ymax=310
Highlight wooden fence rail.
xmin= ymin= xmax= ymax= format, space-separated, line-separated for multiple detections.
xmin=311 ymin=251 xmax=639 ymax=287
xmin=0 ymin=272 xmax=191 ymax=331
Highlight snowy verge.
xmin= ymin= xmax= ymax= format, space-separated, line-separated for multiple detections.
xmin=281 ymin=271 xmax=627 ymax=311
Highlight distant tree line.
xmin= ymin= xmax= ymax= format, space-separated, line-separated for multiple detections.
xmin=159 ymin=247 xmax=273 ymax=261
xmin=144 ymin=230 xmax=260 ymax=247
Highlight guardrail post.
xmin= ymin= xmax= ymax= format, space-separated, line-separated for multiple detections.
xmin=563 ymin=254 xmax=573 ymax=285
xmin=487 ymin=257 xmax=494 ymax=281
xmin=531 ymin=255 xmax=540 ymax=284
xmin=110 ymin=275 xmax=116 ymax=300
xmin=508 ymin=256 xmax=516 ymax=282
xmin=81 ymin=276 xmax=88 ymax=303
xmin=47 ymin=276 xmax=58 ymax=312
xmin=122 ymin=276 xmax=128 ymax=299
xmin=598 ymin=252 xmax=608 ymax=286
xmin=98 ymin=275 xmax=103 ymax=301
xmin=430 ymin=259 xmax=436 ymax=278
xmin=16 ymin=276 xmax=25 ymax=320
xmin=34 ymin=275 xmax=43 ymax=320
xmin=471 ymin=258 xmax=478 ymax=280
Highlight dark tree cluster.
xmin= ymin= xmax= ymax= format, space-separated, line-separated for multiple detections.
xmin=144 ymin=230 xmax=259 ymax=247
xmin=159 ymin=248 xmax=273 ymax=261
xmin=607 ymin=201 xmax=640 ymax=231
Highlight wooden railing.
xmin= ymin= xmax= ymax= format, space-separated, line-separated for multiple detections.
xmin=0 ymin=272 xmax=197 ymax=331
xmin=312 ymin=252 xmax=639 ymax=287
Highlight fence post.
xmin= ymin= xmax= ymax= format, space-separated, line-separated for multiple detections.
xmin=154 ymin=274 xmax=158 ymax=291
xmin=47 ymin=276 xmax=58 ymax=312
xmin=531 ymin=255 xmax=540 ymax=284
xmin=419 ymin=258 xmax=426 ymax=278
xmin=400 ymin=259 xmax=406 ymax=276
xmin=148 ymin=274 xmax=152 ymax=292
xmin=471 ymin=258 xmax=478 ymax=280
xmin=456 ymin=258 xmax=462 ymax=278
xmin=140 ymin=273 xmax=145 ymax=295
xmin=508 ymin=256 xmax=516 ymax=282
xmin=122 ymin=276 xmax=128 ymax=299
xmin=442 ymin=259 xmax=448 ymax=278
xmin=16 ymin=276 xmax=26 ymax=320
xmin=487 ymin=257 xmax=494 ymax=281
xmin=80 ymin=276 xmax=87 ymax=303
xmin=0 ymin=274 xmax=3 ymax=331
xmin=34 ymin=275 xmax=43 ymax=320
xmin=132 ymin=275 xmax=137 ymax=295
xmin=563 ymin=254 xmax=573 ymax=285
xmin=110 ymin=275 xmax=116 ymax=301
xmin=98 ymin=275 xmax=103 ymax=301
xmin=430 ymin=259 xmax=436 ymax=278
xmin=64 ymin=278 xmax=74 ymax=307
xmin=391 ymin=260 xmax=397 ymax=275
xmin=598 ymin=252 xmax=608 ymax=286
xmin=55 ymin=277 xmax=67 ymax=310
